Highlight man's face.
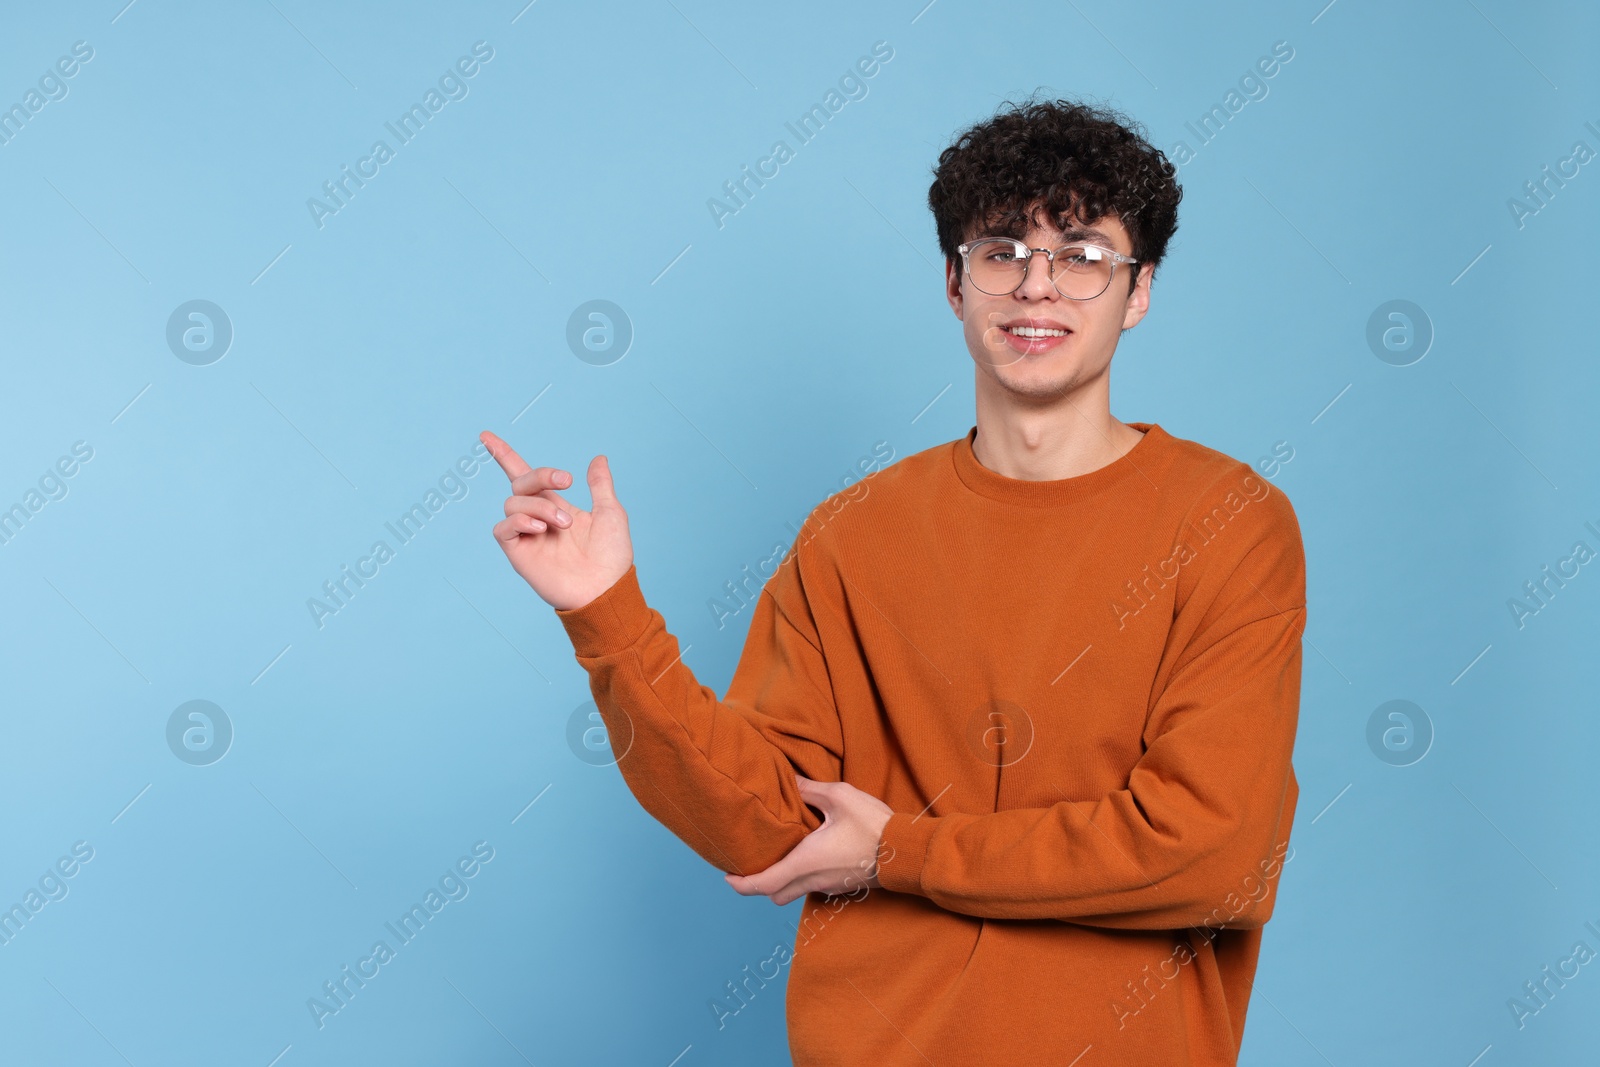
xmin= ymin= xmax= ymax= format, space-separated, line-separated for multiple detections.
xmin=945 ymin=205 xmax=1151 ymax=402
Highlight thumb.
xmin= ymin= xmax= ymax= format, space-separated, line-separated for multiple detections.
xmin=587 ymin=454 xmax=620 ymax=508
xmin=795 ymin=775 xmax=830 ymax=805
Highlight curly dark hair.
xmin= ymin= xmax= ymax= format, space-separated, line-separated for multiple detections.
xmin=928 ymin=96 xmax=1182 ymax=292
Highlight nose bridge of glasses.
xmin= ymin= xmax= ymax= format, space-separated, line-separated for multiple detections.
xmin=1018 ymin=244 xmax=1057 ymax=288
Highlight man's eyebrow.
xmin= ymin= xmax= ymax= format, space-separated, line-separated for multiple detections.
xmin=980 ymin=225 xmax=1119 ymax=247
xmin=970 ymin=222 xmax=1122 ymax=248
xmin=1055 ymin=225 xmax=1115 ymax=246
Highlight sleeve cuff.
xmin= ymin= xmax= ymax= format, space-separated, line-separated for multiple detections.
xmin=874 ymin=810 xmax=937 ymax=894
xmin=553 ymin=563 xmax=653 ymax=658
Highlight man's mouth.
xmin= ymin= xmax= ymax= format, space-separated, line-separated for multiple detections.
xmin=990 ymin=319 xmax=1074 ymax=356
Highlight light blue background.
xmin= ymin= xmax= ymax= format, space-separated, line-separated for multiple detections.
xmin=1 ymin=1 xmax=1596 ymax=1064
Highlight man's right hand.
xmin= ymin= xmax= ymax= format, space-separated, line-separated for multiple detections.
xmin=481 ymin=429 xmax=634 ymax=611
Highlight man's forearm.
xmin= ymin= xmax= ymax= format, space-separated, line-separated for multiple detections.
xmin=557 ymin=563 xmax=842 ymax=877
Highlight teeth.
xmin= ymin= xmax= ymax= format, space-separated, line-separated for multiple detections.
xmin=1007 ymin=326 xmax=1067 ymax=337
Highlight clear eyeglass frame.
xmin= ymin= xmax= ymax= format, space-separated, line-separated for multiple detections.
xmin=956 ymin=237 xmax=1139 ymax=300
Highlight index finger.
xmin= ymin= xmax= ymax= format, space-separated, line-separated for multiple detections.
xmin=481 ymin=430 xmax=575 ymax=501
xmin=480 ymin=430 xmax=531 ymax=480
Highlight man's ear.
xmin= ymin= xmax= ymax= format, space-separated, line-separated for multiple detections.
xmin=945 ymin=258 xmax=964 ymax=320
xmin=1120 ymin=263 xmax=1152 ymax=330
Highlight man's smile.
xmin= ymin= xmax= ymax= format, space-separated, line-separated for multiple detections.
xmin=989 ymin=315 xmax=1074 ymax=355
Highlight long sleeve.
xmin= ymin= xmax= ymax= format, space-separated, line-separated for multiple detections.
xmin=875 ymin=479 xmax=1306 ymax=932
xmin=553 ymin=542 xmax=843 ymax=877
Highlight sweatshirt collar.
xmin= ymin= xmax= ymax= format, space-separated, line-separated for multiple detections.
xmin=951 ymin=421 xmax=1165 ymax=507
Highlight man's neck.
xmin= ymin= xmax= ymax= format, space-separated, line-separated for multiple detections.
xmin=971 ymin=384 xmax=1145 ymax=483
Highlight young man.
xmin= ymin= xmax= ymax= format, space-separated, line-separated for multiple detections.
xmin=482 ymin=98 xmax=1306 ymax=1066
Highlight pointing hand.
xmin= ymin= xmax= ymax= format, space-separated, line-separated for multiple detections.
xmin=481 ymin=430 xmax=634 ymax=611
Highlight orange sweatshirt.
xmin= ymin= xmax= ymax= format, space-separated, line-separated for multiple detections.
xmin=555 ymin=422 xmax=1307 ymax=1066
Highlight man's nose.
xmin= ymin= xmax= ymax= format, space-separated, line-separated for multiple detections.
xmin=1016 ymin=249 xmax=1057 ymax=298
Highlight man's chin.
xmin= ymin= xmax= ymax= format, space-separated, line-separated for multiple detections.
xmin=972 ymin=345 xmax=1040 ymax=371
xmin=976 ymin=360 xmax=1083 ymax=401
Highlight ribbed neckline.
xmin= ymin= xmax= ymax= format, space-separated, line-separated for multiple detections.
xmin=950 ymin=421 xmax=1167 ymax=507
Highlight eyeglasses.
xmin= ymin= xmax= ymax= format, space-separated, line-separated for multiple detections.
xmin=956 ymin=237 xmax=1138 ymax=300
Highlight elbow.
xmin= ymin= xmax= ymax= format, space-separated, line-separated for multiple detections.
xmin=1178 ymin=838 xmax=1292 ymax=932
xmin=1190 ymin=894 xmax=1270 ymax=932
xmin=625 ymin=770 xmax=818 ymax=878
